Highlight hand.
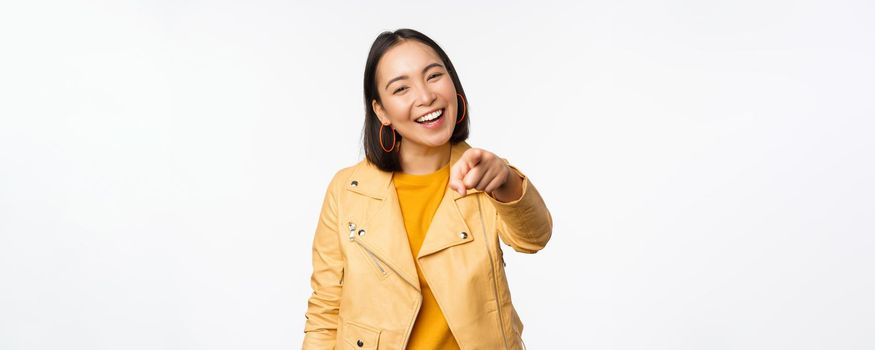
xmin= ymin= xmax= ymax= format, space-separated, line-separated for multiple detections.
xmin=449 ymin=148 xmax=521 ymax=201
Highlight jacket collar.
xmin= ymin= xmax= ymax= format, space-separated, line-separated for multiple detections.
xmin=345 ymin=140 xmax=483 ymax=200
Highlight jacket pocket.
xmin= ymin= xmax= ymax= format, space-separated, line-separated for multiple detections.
xmin=341 ymin=321 xmax=382 ymax=349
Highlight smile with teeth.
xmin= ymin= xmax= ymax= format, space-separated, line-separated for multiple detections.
xmin=415 ymin=109 xmax=444 ymax=124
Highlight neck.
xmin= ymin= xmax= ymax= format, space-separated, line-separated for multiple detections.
xmin=398 ymin=140 xmax=451 ymax=175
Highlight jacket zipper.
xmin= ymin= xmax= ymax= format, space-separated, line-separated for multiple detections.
xmin=362 ymin=244 xmax=387 ymax=275
xmin=478 ymin=198 xmax=510 ymax=350
xmin=348 ymin=222 xmax=386 ymax=276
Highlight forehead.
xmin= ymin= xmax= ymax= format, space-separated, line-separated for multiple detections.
xmin=376 ymin=40 xmax=443 ymax=80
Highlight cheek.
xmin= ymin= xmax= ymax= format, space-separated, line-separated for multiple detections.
xmin=438 ymin=84 xmax=458 ymax=112
xmin=384 ymin=99 xmax=410 ymax=121
xmin=438 ymin=79 xmax=456 ymax=96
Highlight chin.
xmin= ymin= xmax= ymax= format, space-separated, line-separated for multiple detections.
xmin=408 ymin=134 xmax=452 ymax=149
xmin=431 ymin=131 xmax=454 ymax=146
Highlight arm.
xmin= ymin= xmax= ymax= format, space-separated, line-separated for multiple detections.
xmin=302 ymin=172 xmax=344 ymax=349
xmin=486 ymin=163 xmax=553 ymax=254
xmin=447 ymin=149 xmax=553 ymax=254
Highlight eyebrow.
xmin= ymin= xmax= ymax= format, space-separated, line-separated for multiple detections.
xmin=384 ymin=62 xmax=445 ymax=91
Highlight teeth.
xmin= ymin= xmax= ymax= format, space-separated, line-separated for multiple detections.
xmin=416 ymin=109 xmax=443 ymax=123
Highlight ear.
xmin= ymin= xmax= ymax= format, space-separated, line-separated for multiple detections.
xmin=372 ymin=99 xmax=389 ymax=125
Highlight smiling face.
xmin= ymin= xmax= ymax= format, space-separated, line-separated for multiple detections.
xmin=372 ymin=40 xmax=458 ymax=152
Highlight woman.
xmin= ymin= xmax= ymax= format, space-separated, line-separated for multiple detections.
xmin=302 ymin=29 xmax=553 ymax=350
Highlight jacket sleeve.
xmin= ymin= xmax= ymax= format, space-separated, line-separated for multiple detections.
xmin=486 ymin=163 xmax=553 ymax=254
xmin=302 ymin=171 xmax=344 ymax=349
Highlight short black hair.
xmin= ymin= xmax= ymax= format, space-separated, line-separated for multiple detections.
xmin=362 ymin=28 xmax=470 ymax=172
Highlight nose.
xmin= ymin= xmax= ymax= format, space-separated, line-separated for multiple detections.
xmin=416 ymin=84 xmax=437 ymax=107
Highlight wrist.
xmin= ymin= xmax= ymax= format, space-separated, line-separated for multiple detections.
xmin=490 ymin=160 xmax=523 ymax=202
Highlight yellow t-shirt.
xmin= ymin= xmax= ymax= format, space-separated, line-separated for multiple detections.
xmin=393 ymin=162 xmax=460 ymax=350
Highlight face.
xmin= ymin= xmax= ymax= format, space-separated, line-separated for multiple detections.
xmin=372 ymin=40 xmax=458 ymax=151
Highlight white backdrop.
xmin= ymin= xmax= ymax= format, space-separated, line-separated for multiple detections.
xmin=1 ymin=1 xmax=873 ymax=349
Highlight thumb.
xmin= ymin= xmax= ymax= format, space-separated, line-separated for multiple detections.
xmin=449 ymin=180 xmax=462 ymax=195
xmin=449 ymin=149 xmax=478 ymax=195
xmin=449 ymin=163 xmax=466 ymax=195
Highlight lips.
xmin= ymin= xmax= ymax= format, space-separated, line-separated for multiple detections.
xmin=415 ymin=109 xmax=446 ymax=129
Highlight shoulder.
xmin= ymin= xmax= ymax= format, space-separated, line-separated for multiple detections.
xmin=325 ymin=159 xmax=370 ymax=191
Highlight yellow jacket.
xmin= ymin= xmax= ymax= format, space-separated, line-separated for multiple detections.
xmin=303 ymin=141 xmax=553 ymax=349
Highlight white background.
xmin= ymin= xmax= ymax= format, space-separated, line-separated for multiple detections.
xmin=1 ymin=0 xmax=873 ymax=349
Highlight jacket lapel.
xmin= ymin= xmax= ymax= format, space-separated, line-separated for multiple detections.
xmin=417 ymin=142 xmax=481 ymax=258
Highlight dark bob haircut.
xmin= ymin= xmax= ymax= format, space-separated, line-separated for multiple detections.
xmin=362 ymin=28 xmax=470 ymax=172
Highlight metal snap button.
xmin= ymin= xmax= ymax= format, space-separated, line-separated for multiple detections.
xmin=358 ymin=229 xmax=366 ymax=237
xmin=459 ymin=231 xmax=468 ymax=239
xmin=357 ymin=339 xmax=364 ymax=347
xmin=351 ymin=180 xmax=358 ymax=187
